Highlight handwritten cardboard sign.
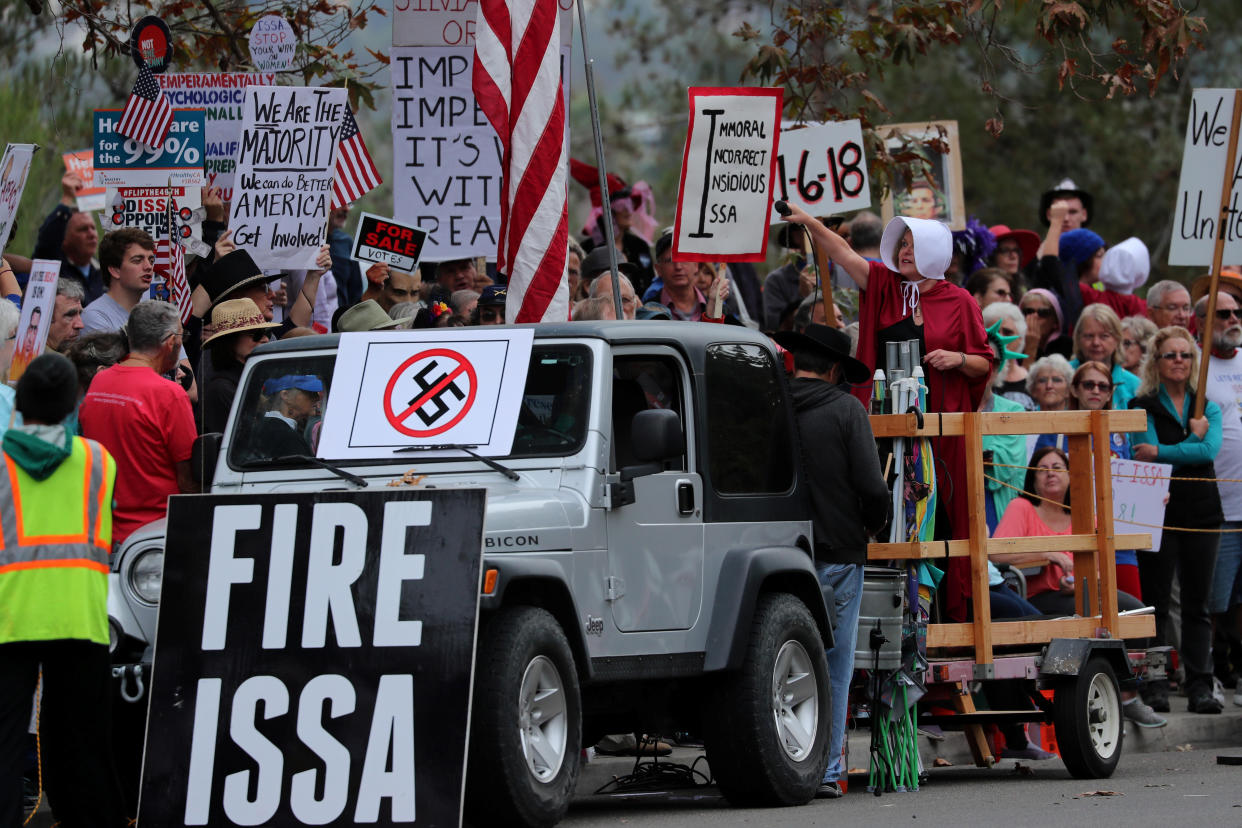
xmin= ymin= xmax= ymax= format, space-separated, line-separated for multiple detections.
xmin=392 ymin=0 xmax=572 ymax=48
xmin=1111 ymin=457 xmax=1171 ymax=551
xmin=351 ymin=212 xmax=428 ymax=272
xmin=1169 ymin=88 xmax=1242 ymax=266
xmin=248 ymin=15 xmax=296 ymax=71
xmin=672 ymin=87 xmax=782 ymax=262
xmin=63 ymin=149 xmax=106 ymax=212
xmin=159 ymin=73 xmax=277 ymax=201
xmin=0 ymin=144 xmax=35 ymax=255
xmin=770 ymin=121 xmax=870 ymax=223
xmin=228 ymin=86 xmax=346 ymax=269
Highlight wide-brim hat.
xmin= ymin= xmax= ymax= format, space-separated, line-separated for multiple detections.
xmin=988 ymin=224 xmax=1040 ymax=267
xmin=200 ymin=249 xmax=281 ymax=306
xmin=772 ymin=323 xmax=869 ymax=385
xmin=581 ymin=246 xmax=639 ymax=281
xmin=202 ymin=298 xmax=281 ymax=348
xmin=337 ymin=299 xmax=401 ymax=332
xmin=1190 ymin=270 xmax=1242 ymax=306
xmin=1039 ymin=178 xmax=1094 ymax=227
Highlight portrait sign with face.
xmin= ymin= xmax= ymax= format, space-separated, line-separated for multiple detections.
xmin=879 ymin=120 xmax=966 ymax=231
xmin=9 ymin=260 xmax=58 ymax=384
xmin=0 ymin=143 xmax=36 ymax=255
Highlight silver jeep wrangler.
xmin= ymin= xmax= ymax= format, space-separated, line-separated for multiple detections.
xmin=110 ymin=321 xmax=835 ymax=826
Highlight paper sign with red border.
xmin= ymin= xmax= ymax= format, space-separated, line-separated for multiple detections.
xmin=63 ymin=149 xmax=106 ymax=212
xmin=770 ymin=120 xmax=871 ymax=223
xmin=672 ymin=87 xmax=782 ymax=263
xmin=318 ymin=329 xmax=534 ymax=460
xmin=351 ymin=211 xmax=429 ymax=273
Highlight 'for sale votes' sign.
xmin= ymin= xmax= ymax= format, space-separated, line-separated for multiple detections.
xmin=139 ymin=489 xmax=485 ymax=827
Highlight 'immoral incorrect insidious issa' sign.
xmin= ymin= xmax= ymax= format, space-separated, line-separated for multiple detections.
xmin=138 ymin=489 xmax=485 ymax=826
xmin=672 ymin=86 xmax=782 ymax=263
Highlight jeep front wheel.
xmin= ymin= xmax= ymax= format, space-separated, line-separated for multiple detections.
xmin=705 ymin=592 xmax=830 ymax=806
xmin=466 ymin=605 xmax=582 ymax=827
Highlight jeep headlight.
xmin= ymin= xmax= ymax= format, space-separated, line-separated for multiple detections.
xmin=130 ymin=549 xmax=164 ymax=604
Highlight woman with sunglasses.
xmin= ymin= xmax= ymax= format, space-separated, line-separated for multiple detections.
xmin=781 ymin=201 xmax=994 ymax=622
xmin=1019 ymin=288 xmax=1072 ymax=362
xmin=1071 ymin=303 xmax=1141 ymax=410
xmin=1129 ymin=327 xmax=1225 ymax=714
xmin=200 ymin=298 xmax=281 ymax=434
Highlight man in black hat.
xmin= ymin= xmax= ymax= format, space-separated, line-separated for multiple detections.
xmin=1039 ymin=178 xmax=1093 ymax=231
xmin=771 ymin=323 xmax=888 ymax=799
xmin=582 ymin=187 xmax=654 ymax=295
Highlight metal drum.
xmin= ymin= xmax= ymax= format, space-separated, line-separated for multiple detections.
xmin=854 ymin=567 xmax=905 ymax=671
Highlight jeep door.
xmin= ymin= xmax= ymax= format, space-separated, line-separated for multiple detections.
xmin=605 ymin=348 xmax=705 ymax=632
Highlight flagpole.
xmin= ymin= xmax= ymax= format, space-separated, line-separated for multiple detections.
xmin=575 ymin=0 xmax=624 ymax=320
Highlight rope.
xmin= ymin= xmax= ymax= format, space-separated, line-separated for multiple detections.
xmin=984 ymin=472 xmax=1242 ymax=534
xmin=986 ymin=459 xmax=1237 ymax=484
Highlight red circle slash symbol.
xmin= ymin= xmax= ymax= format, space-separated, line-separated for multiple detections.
xmin=382 ymin=349 xmax=478 ymax=438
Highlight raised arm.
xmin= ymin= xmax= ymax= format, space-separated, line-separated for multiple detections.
xmin=779 ymin=202 xmax=870 ymax=291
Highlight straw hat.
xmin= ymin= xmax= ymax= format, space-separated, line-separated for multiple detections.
xmin=202 ymin=298 xmax=281 ymax=348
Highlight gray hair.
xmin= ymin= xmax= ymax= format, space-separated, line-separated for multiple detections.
xmin=848 ymin=211 xmax=883 ymax=251
xmin=568 ymin=238 xmax=586 ymax=264
xmin=449 ymin=289 xmax=479 ymax=316
xmin=125 ymin=300 xmax=180 ymax=352
xmin=0 ymin=298 xmax=18 ymax=343
xmin=588 ymin=273 xmax=634 ymax=299
xmin=1121 ymin=314 xmax=1158 ymax=340
xmin=56 ymin=279 xmax=86 ymax=303
xmin=1025 ymin=353 xmax=1073 ymax=396
xmin=572 ymin=296 xmax=614 ymax=321
xmin=793 ymin=293 xmax=820 ymax=330
xmin=1147 ymin=279 xmax=1189 ymax=311
xmin=1193 ymin=291 xmax=1240 ymax=317
xmin=982 ymin=301 xmax=1027 ymax=388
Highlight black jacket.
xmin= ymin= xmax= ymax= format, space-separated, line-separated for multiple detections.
xmin=789 ymin=377 xmax=889 ymax=564
xmin=1128 ymin=391 xmax=1223 ymax=529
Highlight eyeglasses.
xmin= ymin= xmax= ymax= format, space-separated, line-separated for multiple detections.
xmin=1216 ymin=308 xmax=1242 ymax=321
xmin=999 ymin=328 xmax=1017 ymax=338
xmin=1159 ymin=304 xmax=1192 ymax=314
xmin=1024 ymin=306 xmax=1056 ymax=319
xmin=1158 ymin=350 xmax=1194 ymax=361
xmin=248 ymin=330 xmax=270 ymax=343
xmin=480 ymin=307 xmax=504 ymax=321
xmin=1122 ymin=338 xmax=1146 ymax=351
xmin=1077 ymin=380 xmax=1113 ymax=392
xmin=996 ymin=245 xmax=1021 ymax=256
xmin=1037 ymin=464 xmax=1068 ymax=473
xmin=1033 ymin=375 xmax=1066 ymax=385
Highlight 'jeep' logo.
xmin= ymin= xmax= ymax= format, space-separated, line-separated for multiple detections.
xmin=484 ymin=534 xmax=540 ymax=549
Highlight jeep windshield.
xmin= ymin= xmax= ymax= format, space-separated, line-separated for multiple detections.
xmin=228 ymin=345 xmax=592 ymax=469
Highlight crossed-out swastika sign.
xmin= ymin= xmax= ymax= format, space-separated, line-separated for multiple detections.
xmin=317 ymin=330 xmax=534 ymax=460
xmin=383 ymin=348 xmax=479 ymax=437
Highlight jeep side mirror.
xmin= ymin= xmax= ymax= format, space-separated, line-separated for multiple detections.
xmin=631 ymin=409 xmax=683 ymax=463
xmin=192 ymin=433 xmax=222 ymax=490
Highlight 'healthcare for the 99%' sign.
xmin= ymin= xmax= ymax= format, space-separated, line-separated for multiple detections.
xmin=139 ymin=489 xmax=485 ymax=827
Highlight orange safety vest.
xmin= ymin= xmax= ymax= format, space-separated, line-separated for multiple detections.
xmin=0 ymin=436 xmax=115 ymax=645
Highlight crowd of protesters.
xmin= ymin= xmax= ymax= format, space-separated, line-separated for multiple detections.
xmin=8 ymin=165 xmax=1242 ymax=819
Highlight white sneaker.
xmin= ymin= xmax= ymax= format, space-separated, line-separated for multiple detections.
xmin=1233 ymin=690 xmax=1242 ymax=707
xmin=1213 ymin=676 xmax=1227 ymax=707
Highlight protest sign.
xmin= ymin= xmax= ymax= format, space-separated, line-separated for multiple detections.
xmin=94 ymin=109 xmax=206 ymax=188
xmin=672 ymin=87 xmax=783 ymax=262
xmin=1169 ymin=88 xmax=1242 ymax=266
xmin=105 ymin=185 xmax=204 ymax=254
xmin=317 ymin=329 xmax=534 ymax=460
xmin=249 ymin=16 xmax=296 ymax=72
xmin=879 ymin=120 xmax=966 ymax=231
xmin=160 ymin=73 xmax=278 ymax=200
xmin=393 ymin=0 xmax=573 ymax=48
xmin=63 ymin=149 xmax=106 ymax=212
xmin=351 ymin=212 xmax=429 ymax=272
xmin=139 ymin=488 xmax=484 ymax=827
xmin=770 ymin=120 xmax=870 ymax=223
xmin=130 ymin=15 xmax=172 ymax=73
xmin=9 ymin=260 xmax=57 ymax=384
xmin=228 ymin=86 xmax=346 ymax=269
xmin=0 ymin=143 xmax=36 ymax=255
xmin=1111 ymin=457 xmax=1171 ymax=552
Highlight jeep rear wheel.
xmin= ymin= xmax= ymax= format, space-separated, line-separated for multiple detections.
xmin=705 ymin=593 xmax=830 ymax=806
xmin=466 ymin=606 xmax=582 ymax=827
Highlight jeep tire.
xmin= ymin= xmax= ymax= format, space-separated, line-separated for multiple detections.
xmin=466 ymin=605 xmax=582 ymax=827
xmin=705 ymin=592 xmax=830 ymax=806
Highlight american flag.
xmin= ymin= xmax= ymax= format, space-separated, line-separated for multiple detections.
xmin=158 ymin=191 xmax=192 ymax=323
xmin=118 ymin=63 xmax=174 ymax=149
xmin=473 ymin=0 xmax=569 ymax=322
xmin=330 ymin=103 xmax=382 ymax=210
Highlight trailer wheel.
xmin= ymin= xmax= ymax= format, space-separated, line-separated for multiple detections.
xmin=1053 ymin=657 xmax=1124 ymax=778
xmin=705 ymin=593 xmax=830 ymax=806
xmin=466 ymin=606 xmax=581 ymax=827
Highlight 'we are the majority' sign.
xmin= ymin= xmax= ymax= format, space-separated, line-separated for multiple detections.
xmin=229 ymin=86 xmax=347 ymax=269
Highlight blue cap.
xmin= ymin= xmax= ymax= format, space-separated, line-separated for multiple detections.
xmin=479 ymin=284 xmax=508 ymax=306
xmin=263 ymin=374 xmax=324 ymax=395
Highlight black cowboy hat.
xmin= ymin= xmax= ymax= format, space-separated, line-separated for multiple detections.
xmin=581 ymin=246 xmax=639 ymax=281
xmin=1038 ymin=178 xmax=1094 ymax=228
xmin=200 ymin=249 xmax=282 ymax=306
xmin=773 ymin=323 xmax=869 ymax=384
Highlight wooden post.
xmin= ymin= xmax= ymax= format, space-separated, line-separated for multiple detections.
xmin=1067 ymin=434 xmax=1098 ymax=617
xmin=964 ymin=413 xmax=993 ymax=667
xmin=802 ymin=233 xmax=841 ymax=328
xmin=1092 ymin=411 xmax=1120 ymax=636
xmin=1195 ymin=89 xmax=1242 ymax=418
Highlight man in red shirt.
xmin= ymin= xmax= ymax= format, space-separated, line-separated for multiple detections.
xmin=79 ymin=300 xmax=198 ymax=546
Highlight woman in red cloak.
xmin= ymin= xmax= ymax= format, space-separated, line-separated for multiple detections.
xmin=783 ymin=204 xmax=994 ymax=621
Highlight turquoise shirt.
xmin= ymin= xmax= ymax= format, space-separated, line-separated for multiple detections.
xmin=1069 ymin=359 xmax=1140 ymax=411
xmin=1130 ymin=384 xmax=1222 ymax=468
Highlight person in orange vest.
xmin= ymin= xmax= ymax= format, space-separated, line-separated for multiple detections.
xmin=0 ymin=352 xmax=126 ymax=828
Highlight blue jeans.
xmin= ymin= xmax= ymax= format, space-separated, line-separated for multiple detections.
xmin=1210 ymin=521 xmax=1242 ymax=614
xmin=816 ymin=562 xmax=864 ymax=783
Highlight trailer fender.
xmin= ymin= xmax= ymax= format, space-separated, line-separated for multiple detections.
xmin=1040 ymin=638 xmax=1137 ymax=689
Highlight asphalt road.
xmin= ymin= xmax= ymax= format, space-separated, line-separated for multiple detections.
xmin=564 ymin=748 xmax=1242 ymax=827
